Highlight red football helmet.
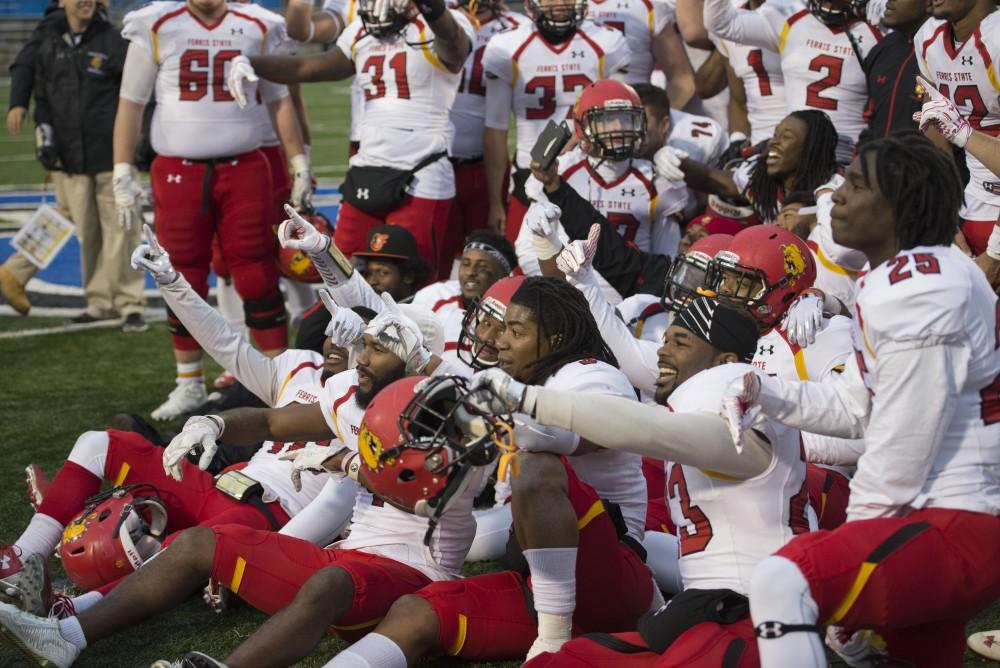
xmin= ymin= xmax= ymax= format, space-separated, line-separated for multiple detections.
xmin=59 ymin=485 xmax=168 ymax=592
xmin=573 ymin=80 xmax=646 ymax=161
xmin=276 ymin=211 xmax=334 ymax=284
xmin=357 ymin=375 xmax=509 ymax=543
xmin=663 ymin=234 xmax=733 ymax=312
xmin=458 ymin=275 xmax=525 ymax=370
xmin=707 ymin=225 xmax=816 ymax=328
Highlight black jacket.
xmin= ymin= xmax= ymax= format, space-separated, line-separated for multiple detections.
xmin=33 ymin=11 xmax=125 ymax=174
xmin=862 ymin=30 xmax=922 ymax=139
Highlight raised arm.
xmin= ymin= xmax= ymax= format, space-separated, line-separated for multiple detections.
xmin=702 ymin=0 xmax=781 ymax=52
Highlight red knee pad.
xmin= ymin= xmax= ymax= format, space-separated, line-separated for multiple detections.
xmin=242 ymin=290 xmax=288 ymax=350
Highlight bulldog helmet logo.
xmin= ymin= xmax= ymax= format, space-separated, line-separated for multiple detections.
xmin=780 ymin=243 xmax=807 ymax=286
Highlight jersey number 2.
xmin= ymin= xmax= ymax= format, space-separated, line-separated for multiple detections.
xmin=179 ymin=49 xmax=242 ymax=102
xmin=805 ymin=54 xmax=843 ymax=111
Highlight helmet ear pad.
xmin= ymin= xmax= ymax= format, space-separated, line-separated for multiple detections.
xmin=59 ymin=485 xmax=168 ymax=592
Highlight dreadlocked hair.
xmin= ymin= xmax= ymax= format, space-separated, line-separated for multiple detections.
xmin=509 ymin=277 xmax=619 ymax=385
xmin=857 ymin=131 xmax=962 ymax=249
xmin=747 ymin=110 xmax=838 ymax=222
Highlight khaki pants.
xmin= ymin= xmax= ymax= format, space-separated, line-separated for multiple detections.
xmin=3 ymin=172 xmax=144 ymax=315
xmin=56 ymin=171 xmax=144 ymax=316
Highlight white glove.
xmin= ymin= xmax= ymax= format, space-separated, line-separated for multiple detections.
xmin=719 ymin=370 xmax=763 ymax=454
xmin=366 ymin=293 xmax=432 ymax=374
xmin=555 ymin=223 xmax=600 ymax=280
xmin=289 ymin=154 xmax=313 ymax=210
xmin=825 ymin=627 xmax=883 ymax=668
xmin=524 ymin=201 xmax=563 ymax=261
xmin=278 ymin=444 xmax=338 ymax=492
xmin=781 ymin=289 xmax=825 ymax=347
xmin=162 ymin=415 xmax=224 ymax=481
xmin=131 ymin=224 xmax=179 ymax=285
xmin=913 ymin=75 xmax=972 ymax=148
xmin=321 ymin=289 xmax=365 ymax=348
xmin=467 ymin=367 xmax=536 ymax=416
xmin=653 ymin=146 xmax=689 ymax=183
xmin=277 ymin=203 xmax=328 ymax=254
xmin=227 ymin=55 xmax=259 ymax=110
xmin=113 ymin=162 xmax=146 ymax=230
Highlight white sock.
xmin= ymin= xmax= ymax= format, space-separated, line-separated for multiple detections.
xmin=57 ymin=616 xmax=88 ymax=651
xmin=69 ymin=591 xmax=103 ymax=614
xmin=749 ymin=556 xmax=826 ymax=668
xmin=524 ymin=548 xmax=577 ymax=615
xmin=324 ymin=633 xmax=407 ymax=668
xmin=176 ymin=360 xmax=203 ymax=384
xmin=14 ymin=513 xmax=64 ymax=559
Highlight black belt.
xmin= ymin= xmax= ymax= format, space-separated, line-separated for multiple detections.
xmin=184 ymin=155 xmax=240 ymax=165
xmin=450 ymin=156 xmax=484 ymax=167
xmin=183 ymin=157 xmax=239 ymax=214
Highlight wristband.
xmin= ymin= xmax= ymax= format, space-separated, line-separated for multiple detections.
xmin=413 ymin=0 xmax=446 ymax=21
xmin=113 ymin=162 xmax=134 ymax=179
xmin=341 ymin=451 xmax=361 ymax=481
xmin=987 ymin=225 xmax=1000 ymax=262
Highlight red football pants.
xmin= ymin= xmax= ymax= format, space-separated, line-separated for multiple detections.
xmin=151 ymin=151 xmax=286 ymax=351
xmin=441 ymin=161 xmax=490 ymax=272
xmin=961 ymin=218 xmax=997 ymax=256
xmin=334 ymin=196 xmax=452 ymax=281
xmin=805 ymin=464 xmax=850 ymax=531
xmin=775 ymin=507 xmax=1000 ymax=667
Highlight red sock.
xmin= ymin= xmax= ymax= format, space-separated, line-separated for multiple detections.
xmin=37 ymin=461 xmax=102 ymax=526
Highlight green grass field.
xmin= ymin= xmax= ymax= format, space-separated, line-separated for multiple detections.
xmin=1 ymin=77 xmax=999 ymax=666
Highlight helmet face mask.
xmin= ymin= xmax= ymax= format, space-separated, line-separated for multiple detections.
xmin=807 ymin=0 xmax=852 ymax=25
xmin=525 ymin=0 xmax=586 ymax=41
xmin=457 ymin=296 xmax=506 ymax=369
xmin=581 ymin=105 xmax=646 ymax=161
xmin=663 ymin=252 xmax=714 ymax=312
xmin=359 ymin=0 xmax=414 ymax=39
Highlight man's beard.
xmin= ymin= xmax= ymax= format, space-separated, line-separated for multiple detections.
xmin=355 ymin=364 xmax=408 ymax=408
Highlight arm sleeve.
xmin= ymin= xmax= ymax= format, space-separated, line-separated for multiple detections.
xmin=533 ymin=391 xmax=774 ymax=479
xmin=158 ymin=278 xmax=282 ymax=405
xmin=119 ymin=41 xmax=157 ymax=105
xmin=547 ymin=181 xmax=670 ymax=297
xmin=846 ymin=343 xmax=967 ymax=519
xmin=330 ymin=270 xmax=385 ymax=313
xmin=567 ymin=268 xmax=660 ymax=394
xmin=702 ymin=0 xmax=781 ymax=51
xmin=755 ymin=353 xmax=871 ymax=438
xmin=513 ymin=414 xmax=581 ymax=454
xmin=802 ymin=431 xmax=865 ymax=466
xmin=278 ymin=475 xmax=358 ymax=545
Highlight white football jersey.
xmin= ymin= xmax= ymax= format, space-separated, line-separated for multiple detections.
xmin=712 ymin=30 xmax=786 ymax=143
xmin=122 ymin=1 xmax=292 ymax=159
xmin=335 ymin=11 xmax=476 ymax=198
xmin=482 ymin=20 xmax=629 ymax=167
xmin=807 ymin=189 xmax=866 ymax=310
xmin=916 ymin=12 xmax=1000 ymax=214
xmin=412 ymin=278 xmax=464 ymax=314
xmin=544 ymin=359 xmax=648 ymax=540
xmin=323 ymin=0 xmax=364 ymax=142
xmin=318 ymin=368 xmax=365 ymax=449
xmin=248 ymin=4 xmax=295 ymax=148
xmin=586 ymin=0 xmax=673 ymax=83
xmin=239 ymin=350 xmax=339 ymax=517
xmin=617 ymin=293 xmax=672 ymax=343
xmin=666 ymin=363 xmax=812 ymax=593
xmin=558 ymin=147 xmax=688 ymax=256
xmin=451 ymin=11 xmax=523 ymax=159
xmin=438 ymin=306 xmax=469 ymax=369
xmin=848 ymin=246 xmax=1000 ymax=517
xmin=752 ymin=315 xmax=853 ymax=382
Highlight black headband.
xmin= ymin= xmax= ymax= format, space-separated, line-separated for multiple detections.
xmin=674 ymin=297 xmax=758 ymax=363
xmin=464 ymin=241 xmax=512 ymax=276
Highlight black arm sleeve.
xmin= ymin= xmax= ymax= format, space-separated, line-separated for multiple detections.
xmin=546 ymin=181 xmax=670 ymax=298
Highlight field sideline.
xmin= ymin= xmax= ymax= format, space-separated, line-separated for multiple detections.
xmin=0 ymin=79 xmax=998 ymax=666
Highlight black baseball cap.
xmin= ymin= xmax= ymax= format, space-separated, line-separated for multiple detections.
xmin=353 ymin=225 xmax=420 ymax=262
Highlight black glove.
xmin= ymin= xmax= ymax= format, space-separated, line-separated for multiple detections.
xmin=413 ymin=0 xmax=446 ymax=21
xmin=719 ymin=132 xmax=750 ymax=168
xmin=35 ymin=123 xmax=60 ymax=171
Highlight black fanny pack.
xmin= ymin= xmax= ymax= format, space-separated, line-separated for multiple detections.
xmin=638 ymin=588 xmax=749 ymax=653
xmin=341 ymin=151 xmax=447 ymax=213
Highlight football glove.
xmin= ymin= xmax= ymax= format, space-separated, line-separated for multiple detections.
xmin=555 ymin=224 xmax=600 ymax=280
xmin=913 ymin=75 xmax=971 ymax=148
xmin=162 ymin=415 xmax=224 ymax=481
xmin=653 ymin=146 xmax=688 ymax=183
xmin=719 ymin=370 xmax=763 ymax=454
xmin=113 ymin=163 xmax=146 ymax=230
xmin=524 ymin=201 xmax=563 ymax=261
xmin=277 ymin=203 xmax=329 ymax=254
xmin=289 ymin=154 xmax=313 ymax=211
xmin=131 ymin=224 xmax=179 ymax=286
xmin=227 ymin=55 xmax=259 ymax=110
xmin=781 ymin=288 xmax=825 ymax=347
xmin=366 ymin=293 xmax=432 ymax=374
xmin=321 ymin=289 xmax=365 ymax=349
xmin=278 ymin=444 xmax=340 ymax=492
xmin=467 ymin=368 xmax=536 ymax=416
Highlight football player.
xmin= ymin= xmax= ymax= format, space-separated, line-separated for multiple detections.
xmin=113 ymin=0 xmax=311 ymax=420
xmin=230 ymin=0 xmax=474 ymax=279
xmin=328 ymin=277 xmax=653 ymax=664
xmin=723 ymin=132 xmax=1000 ymax=667
xmin=703 ymin=0 xmax=883 ymax=163
xmin=454 ymin=297 xmax=809 ymax=666
xmin=914 ymin=0 xmax=1000 ymax=256
xmin=482 ymin=0 xmax=629 ymax=240
xmin=0 ymin=375 xmax=499 ymax=668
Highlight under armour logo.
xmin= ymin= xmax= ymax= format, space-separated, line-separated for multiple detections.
xmin=167 ymin=174 xmax=182 ymax=183
xmin=875 ymin=74 xmax=887 ymax=85
xmin=962 ymin=56 xmax=974 ymax=66
xmin=0 ymin=555 xmax=10 ymax=571
xmin=231 ymin=27 xmax=244 ymax=35
xmin=756 ymin=622 xmax=785 ymax=639
xmin=356 ymin=188 xmax=370 ymax=200
xmin=985 ymin=635 xmax=997 ymax=648
xmin=759 ymin=345 xmax=774 ymax=355
xmin=571 ymin=50 xmax=585 ymax=58
xmin=621 ymin=188 xmax=636 ymax=196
